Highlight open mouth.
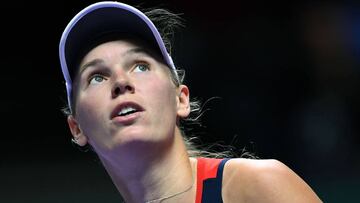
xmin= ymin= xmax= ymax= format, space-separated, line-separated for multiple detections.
xmin=117 ymin=106 xmax=138 ymax=116
xmin=111 ymin=102 xmax=144 ymax=119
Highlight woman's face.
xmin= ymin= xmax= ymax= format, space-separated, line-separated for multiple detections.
xmin=67 ymin=39 xmax=189 ymax=155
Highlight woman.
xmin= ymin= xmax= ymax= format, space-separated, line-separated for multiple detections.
xmin=59 ymin=1 xmax=323 ymax=202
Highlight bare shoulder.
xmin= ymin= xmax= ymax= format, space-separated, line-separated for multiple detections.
xmin=222 ymin=158 xmax=323 ymax=203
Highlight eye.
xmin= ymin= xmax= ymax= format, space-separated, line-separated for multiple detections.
xmin=133 ymin=63 xmax=150 ymax=73
xmin=89 ymin=74 xmax=107 ymax=85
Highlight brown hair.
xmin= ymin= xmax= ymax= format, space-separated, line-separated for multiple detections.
xmin=61 ymin=7 xmax=256 ymax=159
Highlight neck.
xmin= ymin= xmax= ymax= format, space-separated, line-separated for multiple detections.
xmin=98 ymin=128 xmax=196 ymax=203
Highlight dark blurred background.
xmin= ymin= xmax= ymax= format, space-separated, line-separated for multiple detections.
xmin=1 ymin=0 xmax=359 ymax=202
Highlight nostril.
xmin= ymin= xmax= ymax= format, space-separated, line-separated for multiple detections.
xmin=113 ymin=86 xmax=121 ymax=96
xmin=125 ymin=85 xmax=134 ymax=92
xmin=112 ymin=84 xmax=134 ymax=98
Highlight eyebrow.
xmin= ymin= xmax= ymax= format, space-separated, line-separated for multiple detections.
xmin=79 ymin=47 xmax=150 ymax=74
xmin=122 ymin=47 xmax=153 ymax=61
xmin=79 ymin=59 xmax=104 ymax=74
xmin=124 ymin=47 xmax=148 ymax=56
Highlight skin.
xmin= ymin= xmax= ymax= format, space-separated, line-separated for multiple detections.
xmin=66 ymin=39 xmax=322 ymax=203
xmin=222 ymin=158 xmax=323 ymax=202
xmin=67 ymin=39 xmax=195 ymax=202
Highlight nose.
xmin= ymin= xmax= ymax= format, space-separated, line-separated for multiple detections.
xmin=111 ymin=77 xmax=135 ymax=98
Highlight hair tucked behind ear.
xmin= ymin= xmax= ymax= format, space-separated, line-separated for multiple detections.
xmin=61 ymin=5 xmax=258 ymax=159
xmin=143 ymin=9 xmax=258 ymax=159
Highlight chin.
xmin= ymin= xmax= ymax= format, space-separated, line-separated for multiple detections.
xmin=112 ymin=128 xmax=158 ymax=146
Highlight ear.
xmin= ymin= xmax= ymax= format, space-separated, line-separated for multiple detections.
xmin=67 ymin=115 xmax=88 ymax=146
xmin=176 ymin=85 xmax=190 ymax=118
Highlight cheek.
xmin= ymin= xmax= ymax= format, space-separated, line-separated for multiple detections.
xmin=144 ymin=77 xmax=178 ymax=117
xmin=75 ymin=92 xmax=107 ymax=129
xmin=74 ymin=83 xmax=109 ymax=113
xmin=76 ymin=102 xmax=97 ymax=130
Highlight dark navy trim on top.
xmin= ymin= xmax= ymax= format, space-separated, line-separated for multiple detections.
xmin=201 ymin=158 xmax=230 ymax=203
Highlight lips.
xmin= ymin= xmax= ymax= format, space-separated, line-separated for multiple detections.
xmin=110 ymin=101 xmax=144 ymax=120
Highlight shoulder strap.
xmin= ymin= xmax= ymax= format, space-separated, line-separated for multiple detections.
xmin=195 ymin=158 xmax=230 ymax=203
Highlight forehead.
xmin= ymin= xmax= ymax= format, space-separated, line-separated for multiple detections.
xmin=73 ymin=36 xmax=165 ymax=77
xmin=71 ymin=37 xmax=173 ymax=87
xmin=82 ymin=40 xmax=147 ymax=61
